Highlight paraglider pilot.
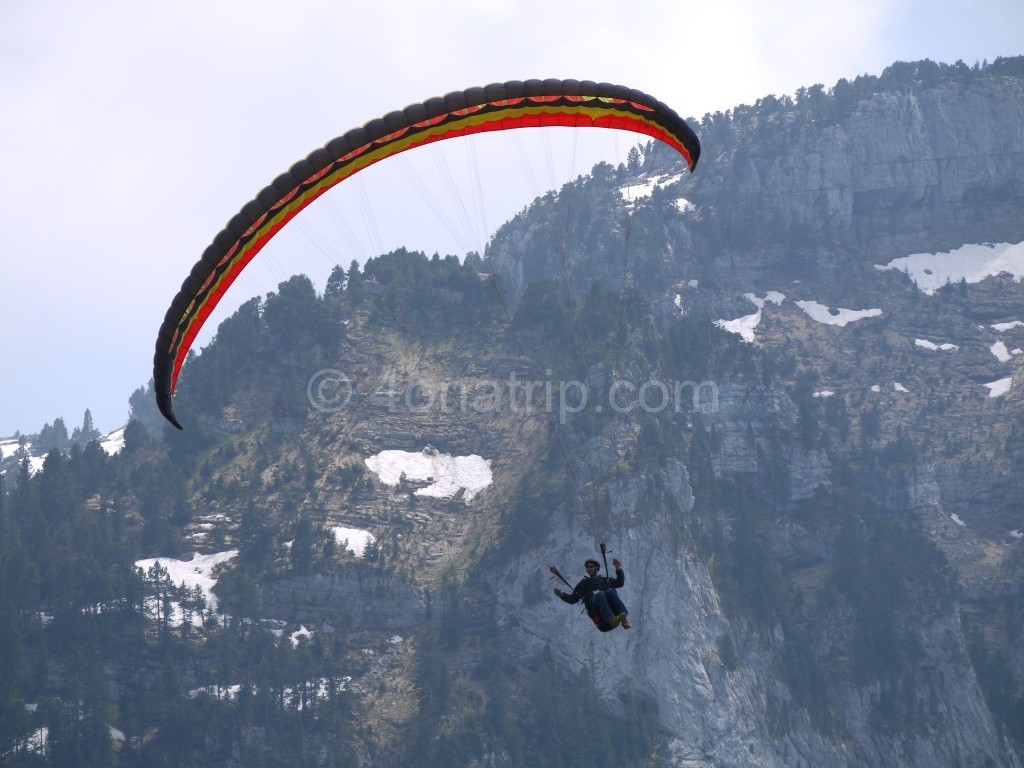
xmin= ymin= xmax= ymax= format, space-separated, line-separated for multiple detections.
xmin=554 ymin=557 xmax=631 ymax=631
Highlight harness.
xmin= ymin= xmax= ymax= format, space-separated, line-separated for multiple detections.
xmin=550 ymin=543 xmax=619 ymax=632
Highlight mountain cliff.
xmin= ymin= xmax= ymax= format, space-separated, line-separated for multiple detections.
xmin=480 ymin=59 xmax=1024 ymax=764
xmin=4 ymin=58 xmax=1024 ymax=767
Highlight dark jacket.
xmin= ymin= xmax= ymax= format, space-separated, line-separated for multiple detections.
xmin=558 ymin=568 xmax=624 ymax=616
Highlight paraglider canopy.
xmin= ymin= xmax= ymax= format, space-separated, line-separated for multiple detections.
xmin=153 ymin=78 xmax=700 ymax=429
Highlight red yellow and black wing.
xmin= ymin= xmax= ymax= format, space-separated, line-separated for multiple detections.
xmin=154 ymin=79 xmax=700 ymax=428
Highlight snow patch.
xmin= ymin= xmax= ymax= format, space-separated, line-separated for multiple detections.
xmin=619 ymin=178 xmax=659 ymax=201
xmin=875 ymin=241 xmax=1024 ymax=294
xmin=715 ymin=311 xmax=761 ymax=343
xmin=795 ymin=300 xmax=882 ymax=326
xmin=984 ymin=377 xmax=1013 ymax=398
xmin=365 ymin=448 xmax=492 ymax=501
xmin=135 ymin=550 xmax=238 ymax=613
xmin=951 ymin=513 xmax=966 ymax=527
xmin=714 ymin=291 xmax=786 ymax=343
xmin=331 ymin=526 xmax=375 ymax=557
xmin=990 ymin=341 xmax=1017 ymax=362
xmin=0 ymin=437 xmax=24 ymax=457
xmin=100 ymin=427 xmax=125 ymax=455
xmin=1 ymin=426 xmax=126 ymax=472
xmin=190 ymin=684 xmax=242 ymax=701
xmin=619 ymin=173 xmax=684 ymax=204
xmin=915 ymin=339 xmax=959 ymax=351
xmin=813 ymin=391 xmax=835 ymax=398
xmin=744 ymin=291 xmax=786 ymax=309
xmin=894 ymin=383 xmax=909 ymax=393
xmin=992 ymin=320 xmax=1024 ymax=332
xmin=290 ymin=626 xmax=313 ymax=647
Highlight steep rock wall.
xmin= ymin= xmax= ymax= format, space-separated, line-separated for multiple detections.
xmin=490 ymin=458 xmax=1020 ymax=767
xmin=703 ymin=75 xmax=1024 ymax=267
xmin=257 ymin=566 xmax=442 ymax=629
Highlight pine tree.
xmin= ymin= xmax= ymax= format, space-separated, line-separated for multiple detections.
xmin=71 ymin=409 xmax=101 ymax=445
xmin=38 ymin=417 xmax=71 ymax=452
xmin=325 ymin=263 xmax=347 ymax=298
xmin=345 ymin=259 xmax=364 ymax=304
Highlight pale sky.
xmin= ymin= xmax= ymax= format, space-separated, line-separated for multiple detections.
xmin=2 ymin=0 xmax=1022 ymax=436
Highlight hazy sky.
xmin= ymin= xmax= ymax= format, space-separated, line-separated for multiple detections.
xmin=2 ymin=0 xmax=1021 ymax=437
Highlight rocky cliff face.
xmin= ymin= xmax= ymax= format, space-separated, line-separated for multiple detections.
xmin=486 ymin=67 xmax=1024 ymax=305
xmin=240 ymin=61 xmax=1024 ymax=766
xmin=490 ymin=405 xmax=1020 ymax=767
xmin=497 ymin=543 xmax=1014 ymax=768
xmin=478 ymin=62 xmax=1024 ymax=766
xmin=257 ymin=566 xmax=442 ymax=629
xmin=691 ymin=69 xmax=1024 ymax=280
xmin=730 ymin=78 xmax=1024 ymax=251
